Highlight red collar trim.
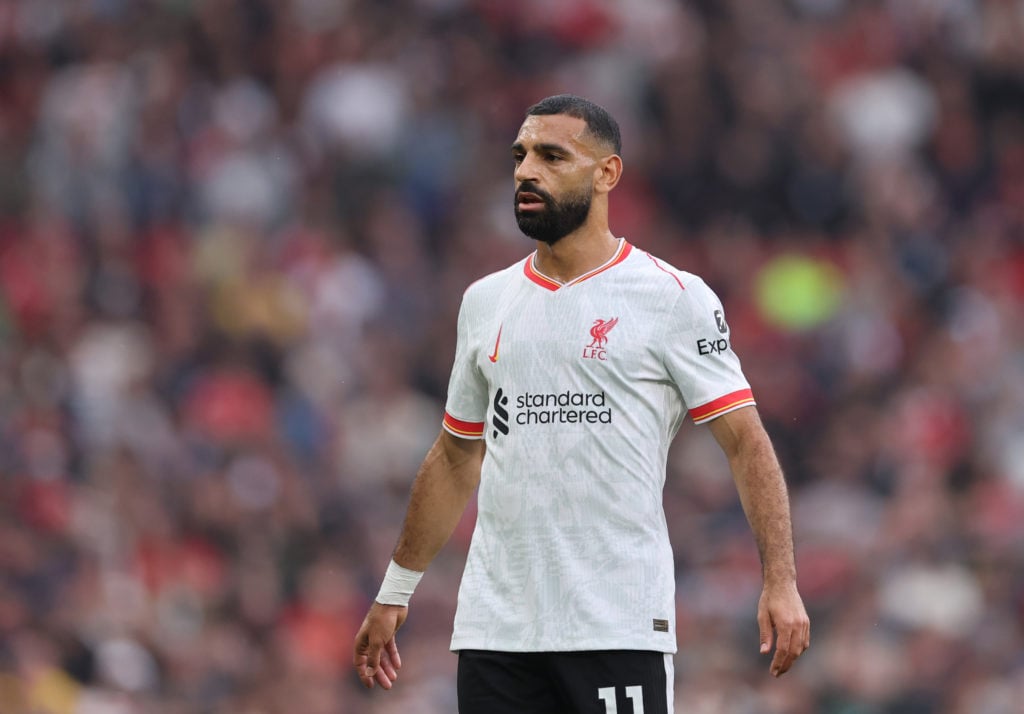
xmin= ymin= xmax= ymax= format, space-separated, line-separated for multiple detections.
xmin=523 ymin=240 xmax=632 ymax=291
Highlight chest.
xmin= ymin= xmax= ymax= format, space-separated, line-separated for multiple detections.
xmin=475 ymin=286 xmax=664 ymax=383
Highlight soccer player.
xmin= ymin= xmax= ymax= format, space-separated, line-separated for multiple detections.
xmin=352 ymin=94 xmax=810 ymax=713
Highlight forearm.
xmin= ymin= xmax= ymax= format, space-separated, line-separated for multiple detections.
xmin=392 ymin=430 xmax=483 ymax=571
xmin=730 ymin=434 xmax=796 ymax=584
xmin=709 ymin=408 xmax=796 ymax=584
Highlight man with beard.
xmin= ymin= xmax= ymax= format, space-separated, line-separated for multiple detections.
xmin=353 ymin=94 xmax=810 ymax=713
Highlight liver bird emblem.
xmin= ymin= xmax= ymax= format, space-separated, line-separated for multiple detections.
xmin=588 ymin=317 xmax=619 ymax=348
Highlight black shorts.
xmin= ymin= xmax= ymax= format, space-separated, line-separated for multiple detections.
xmin=457 ymin=649 xmax=673 ymax=714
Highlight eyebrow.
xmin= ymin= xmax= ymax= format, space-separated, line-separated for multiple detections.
xmin=510 ymin=141 xmax=571 ymax=155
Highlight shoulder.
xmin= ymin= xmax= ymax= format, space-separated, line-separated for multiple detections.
xmin=459 ymin=257 xmax=528 ymax=312
xmin=463 ymin=259 xmax=524 ymax=298
xmin=625 ymin=247 xmax=715 ymax=298
xmin=623 ymin=249 xmax=729 ymax=334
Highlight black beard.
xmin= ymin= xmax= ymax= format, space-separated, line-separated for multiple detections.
xmin=514 ymin=185 xmax=592 ymax=245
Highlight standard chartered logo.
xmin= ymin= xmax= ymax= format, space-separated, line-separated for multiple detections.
xmin=490 ymin=388 xmax=613 ymax=437
xmin=491 ymin=388 xmax=510 ymax=438
xmin=517 ymin=390 xmax=612 ymax=424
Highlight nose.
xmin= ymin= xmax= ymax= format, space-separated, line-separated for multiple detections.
xmin=514 ymin=153 xmax=538 ymax=184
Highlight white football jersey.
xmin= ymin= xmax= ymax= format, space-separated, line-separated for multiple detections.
xmin=442 ymin=239 xmax=754 ymax=653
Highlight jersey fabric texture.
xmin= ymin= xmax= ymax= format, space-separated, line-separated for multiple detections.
xmin=442 ymin=239 xmax=755 ymax=653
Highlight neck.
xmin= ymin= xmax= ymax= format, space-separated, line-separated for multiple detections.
xmin=532 ymin=227 xmax=619 ymax=285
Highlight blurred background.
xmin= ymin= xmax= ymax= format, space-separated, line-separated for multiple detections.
xmin=0 ymin=0 xmax=1023 ymax=712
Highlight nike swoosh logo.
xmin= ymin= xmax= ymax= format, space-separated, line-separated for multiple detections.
xmin=488 ymin=324 xmax=502 ymax=363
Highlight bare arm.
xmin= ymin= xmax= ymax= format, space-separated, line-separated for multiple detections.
xmin=353 ymin=429 xmax=484 ymax=690
xmin=394 ymin=429 xmax=485 ymax=569
xmin=708 ymin=406 xmax=810 ymax=677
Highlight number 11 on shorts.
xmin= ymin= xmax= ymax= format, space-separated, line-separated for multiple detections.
xmin=597 ymin=685 xmax=645 ymax=714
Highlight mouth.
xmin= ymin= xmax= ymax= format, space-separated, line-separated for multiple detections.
xmin=515 ymin=191 xmax=547 ymax=212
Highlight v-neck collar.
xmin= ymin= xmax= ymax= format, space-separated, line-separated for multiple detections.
xmin=523 ymin=239 xmax=632 ymax=292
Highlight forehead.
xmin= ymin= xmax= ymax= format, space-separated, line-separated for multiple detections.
xmin=514 ymin=114 xmax=593 ymax=152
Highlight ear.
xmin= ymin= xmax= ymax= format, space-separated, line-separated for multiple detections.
xmin=593 ymin=154 xmax=623 ymax=195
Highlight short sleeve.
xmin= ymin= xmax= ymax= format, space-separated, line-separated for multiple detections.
xmin=663 ymin=278 xmax=755 ymax=424
xmin=442 ymin=295 xmax=489 ymax=439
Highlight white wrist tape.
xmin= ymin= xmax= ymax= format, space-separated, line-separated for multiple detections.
xmin=375 ymin=559 xmax=424 ymax=607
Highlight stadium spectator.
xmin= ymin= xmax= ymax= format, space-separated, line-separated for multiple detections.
xmin=0 ymin=1 xmax=1021 ymax=712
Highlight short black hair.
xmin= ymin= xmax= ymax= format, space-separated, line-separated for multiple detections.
xmin=525 ymin=94 xmax=622 ymax=155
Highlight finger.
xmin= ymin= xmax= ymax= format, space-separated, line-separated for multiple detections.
xmin=772 ymin=651 xmax=795 ymax=677
xmin=375 ymin=670 xmax=393 ymax=689
xmin=771 ymin=626 xmax=799 ymax=677
xmin=361 ymin=671 xmax=376 ymax=689
xmin=353 ymin=631 xmax=376 ymax=689
xmin=374 ymin=651 xmax=395 ymax=690
xmin=378 ymin=643 xmax=399 ymax=684
xmin=386 ymin=637 xmax=402 ymax=670
xmin=364 ymin=640 xmax=384 ymax=685
xmin=354 ymin=655 xmax=376 ymax=689
xmin=757 ymin=607 xmax=774 ymax=656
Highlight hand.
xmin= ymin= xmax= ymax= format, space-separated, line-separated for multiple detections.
xmin=757 ymin=580 xmax=810 ymax=677
xmin=353 ymin=602 xmax=409 ymax=690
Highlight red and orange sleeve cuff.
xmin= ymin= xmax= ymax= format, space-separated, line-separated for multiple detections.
xmin=690 ymin=388 xmax=756 ymax=424
xmin=443 ymin=412 xmax=486 ymax=439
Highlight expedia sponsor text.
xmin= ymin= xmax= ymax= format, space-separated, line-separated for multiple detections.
xmin=697 ymin=338 xmax=729 ymax=356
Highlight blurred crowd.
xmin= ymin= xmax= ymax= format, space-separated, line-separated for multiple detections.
xmin=0 ymin=0 xmax=1023 ymax=712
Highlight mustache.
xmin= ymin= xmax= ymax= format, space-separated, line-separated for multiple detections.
xmin=515 ymin=182 xmax=554 ymax=204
